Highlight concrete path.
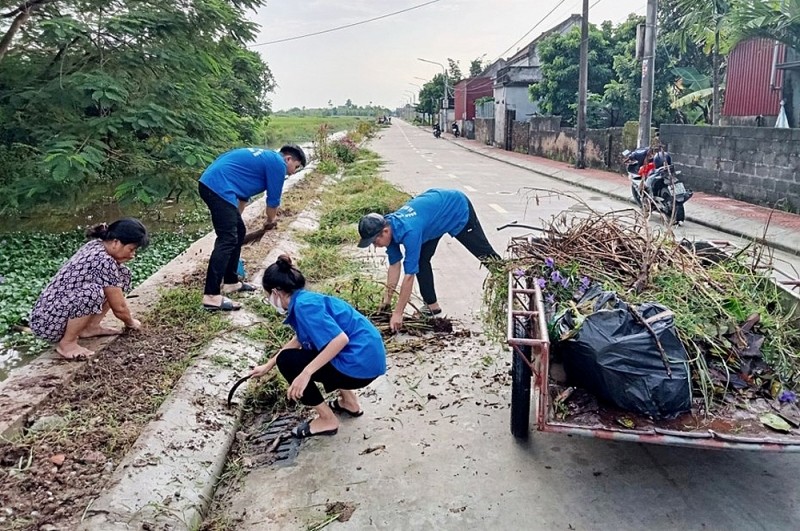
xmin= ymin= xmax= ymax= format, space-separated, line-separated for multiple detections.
xmin=216 ymin=120 xmax=800 ymax=530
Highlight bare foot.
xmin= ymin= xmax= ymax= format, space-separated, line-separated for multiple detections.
xmin=55 ymin=344 xmax=94 ymax=361
xmin=307 ymin=416 xmax=339 ymax=434
xmin=79 ymin=325 xmax=123 ymax=339
xmin=337 ymin=390 xmax=362 ymax=413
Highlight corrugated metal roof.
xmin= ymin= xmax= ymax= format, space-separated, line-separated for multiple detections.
xmin=722 ymin=38 xmax=784 ymax=117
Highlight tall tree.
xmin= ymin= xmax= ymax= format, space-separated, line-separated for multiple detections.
xmin=469 ymin=55 xmax=486 ymax=77
xmin=0 ymin=0 xmax=273 ymax=211
xmin=528 ymin=24 xmax=616 ymax=126
xmin=731 ymin=0 xmax=800 ymax=50
xmin=668 ymin=0 xmax=733 ymax=124
xmin=447 ymin=58 xmax=462 ymax=85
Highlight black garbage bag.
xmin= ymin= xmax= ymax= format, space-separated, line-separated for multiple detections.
xmin=556 ymin=289 xmax=692 ymax=418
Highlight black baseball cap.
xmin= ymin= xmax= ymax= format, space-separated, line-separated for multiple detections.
xmin=357 ymin=213 xmax=387 ymax=248
xmin=280 ymin=144 xmax=307 ymax=167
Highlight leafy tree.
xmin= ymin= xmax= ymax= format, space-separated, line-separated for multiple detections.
xmin=0 ymin=0 xmax=273 ymax=212
xmin=529 ymin=24 xmax=616 ymax=126
xmin=666 ymin=0 xmax=734 ymax=124
xmin=447 ymin=58 xmax=462 ymax=85
xmin=731 ymin=0 xmax=800 ymax=50
xmin=469 ymin=55 xmax=487 ymax=77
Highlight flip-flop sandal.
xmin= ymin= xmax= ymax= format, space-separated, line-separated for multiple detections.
xmin=291 ymin=420 xmax=338 ymax=439
xmin=203 ymin=298 xmax=241 ymax=312
xmin=224 ymin=283 xmax=257 ymax=293
xmin=235 ymin=283 xmax=257 ymax=292
xmin=328 ymin=399 xmax=364 ymax=417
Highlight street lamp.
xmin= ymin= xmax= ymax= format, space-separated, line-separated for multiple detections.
xmin=403 ymin=90 xmax=416 ymax=105
xmin=417 ymin=58 xmax=448 ymax=111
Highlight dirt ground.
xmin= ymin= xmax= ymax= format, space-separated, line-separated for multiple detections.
xmin=0 ymin=175 xmax=324 ymax=531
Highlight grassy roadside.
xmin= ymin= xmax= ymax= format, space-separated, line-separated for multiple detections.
xmin=0 ymin=165 xmax=336 ymax=531
xmin=262 ymin=115 xmax=372 ymax=147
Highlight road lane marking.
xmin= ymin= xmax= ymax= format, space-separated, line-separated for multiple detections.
xmin=489 ymin=203 xmax=508 ymax=213
xmin=435 ymin=165 xmax=443 ymax=169
xmin=448 ymin=173 xmax=458 ymax=179
xmin=463 ymin=185 xmax=477 ymax=192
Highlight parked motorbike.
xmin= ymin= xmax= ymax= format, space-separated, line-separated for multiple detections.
xmin=451 ymin=122 xmax=460 ymax=137
xmin=623 ymin=148 xmax=693 ymax=224
xmin=433 ymin=123 xmax=441 ymax=138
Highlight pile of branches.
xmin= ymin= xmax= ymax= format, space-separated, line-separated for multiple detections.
xmin=499 ymin=210 xmax=800 ymax=411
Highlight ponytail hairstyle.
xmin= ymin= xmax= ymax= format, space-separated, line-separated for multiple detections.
xmin=86 ymin=218 xmax=150 ymax=249
xmin=262 ymin=254 xmax=306 ymax=294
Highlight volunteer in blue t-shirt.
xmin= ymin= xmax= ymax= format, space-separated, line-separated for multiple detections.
xmin=249 ymin=254 xmax=387 ymax=439
xmin=357 ymin=188 xmax=500 ymax=332
xmin=198 ymin=145 xmax=306 ymax=311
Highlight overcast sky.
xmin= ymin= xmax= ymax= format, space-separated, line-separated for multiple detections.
xmin=247 ymin=0 xmax=647 ymax=111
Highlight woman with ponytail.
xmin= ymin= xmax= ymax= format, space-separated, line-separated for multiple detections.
xmin=250 ymin=254 xmax=386 ymax=439
xmin=29 ymin=218 xmax=149 ymax=360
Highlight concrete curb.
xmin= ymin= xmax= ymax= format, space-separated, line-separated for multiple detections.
xmin=448 ymin=138 xmax=800 ymax=257
xmin=78 ymin=330 xmax=262 ymax=530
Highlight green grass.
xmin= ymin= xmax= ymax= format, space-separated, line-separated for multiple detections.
xmin=261 ymin=115 xmax=369 ymax=148
xmin=318 ymin=172 xmax=409 ymax=229
xmin=297 ymin=246 xmax=360 ymax=283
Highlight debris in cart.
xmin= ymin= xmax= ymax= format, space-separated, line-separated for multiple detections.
xmin=487 ymin=208 xmax=800 ymax=447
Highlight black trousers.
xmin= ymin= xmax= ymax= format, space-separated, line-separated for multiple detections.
xmin=276 ymin=348 xmax=376 ymax=406
xmin=417 ymin=200 xmax=500 ymax=305
xmin=199 ymin=182 xmax=246 ymax=296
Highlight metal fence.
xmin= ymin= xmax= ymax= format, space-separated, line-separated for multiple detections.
xmin=475 ymin=100 xmax=495 ymax=119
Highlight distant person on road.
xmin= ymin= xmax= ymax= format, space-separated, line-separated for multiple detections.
xmin=357 ymin=188 xmax=501 ymax=332
xmin=199 ymin=145 xmax=307 ymax=312
xmin=29 ymin=218 xmax=149 ymax=361
xmin=249 ymin=255 xmax=387 ymax=439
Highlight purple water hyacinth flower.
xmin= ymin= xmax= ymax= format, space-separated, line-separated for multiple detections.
xmin=560 ymin=276 xmax=570 ymax=289
xmin=779 ymin=390 xmax=797 ymax=404
xmin=535 ymin=277 xmax=547 ymax=289
xmin=513 ymin=268 xmax=525 ymax=278
xmin=580 ymin=276 xmax=591 ymax=290
xmin=544 ymin=257 xmax=555 ymax=269
xmin=545 ymin=294 xmax=555 ymax=305
xmin=550 ymin=270 xmax=563 ymax=284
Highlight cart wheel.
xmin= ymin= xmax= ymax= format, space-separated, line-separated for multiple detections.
xmin=511 ymin=321 xmax=532 ymax=440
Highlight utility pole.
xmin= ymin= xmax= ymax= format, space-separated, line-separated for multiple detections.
xmin=637 ymin=0 xmax=657 ymax=148
xmin=576 ymin=0 xmax=589 ymax=169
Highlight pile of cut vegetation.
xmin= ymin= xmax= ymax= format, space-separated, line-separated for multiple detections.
xmin=485 ymin=210 xmax=800 ymax=414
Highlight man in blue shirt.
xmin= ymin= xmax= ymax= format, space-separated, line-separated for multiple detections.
xmin=357 ymin=189 xmax=500 ymax=331
xmin=199 ymin=144 xmax=306 ymax=311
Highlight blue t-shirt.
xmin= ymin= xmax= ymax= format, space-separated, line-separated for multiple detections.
xmin=199 ymin=148 xmax=287 ymax=208
xmin=386 ymin=189 xmax=470 ymax=275
xmin=283 ymin=290 xmax=387 ymax=379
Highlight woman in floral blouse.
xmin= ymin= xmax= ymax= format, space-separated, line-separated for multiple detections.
xmin=29 ymin=218 xmax=149 ymax=360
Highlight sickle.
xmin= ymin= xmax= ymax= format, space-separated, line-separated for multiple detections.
xmin=226 ymin=375 xmax=252 ymax=408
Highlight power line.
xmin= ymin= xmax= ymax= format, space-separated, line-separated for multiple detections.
xmin=490 ymin=0 xmax=570 ymax=62
xmin=249 ymin=0 xmax=443 ymax=47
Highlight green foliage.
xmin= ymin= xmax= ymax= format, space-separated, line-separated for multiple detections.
xmin=0 ymin=229 xmax=204 ymax=341
xmin=0 ymin=0 xmax=275 ymax=212
xmin=259 ymin=115 xmax=367 ymax=148
xmin=731 ymin=0 xmax=800 ymax=50
xmin=318 ymin=171 xmax=409 ymax=230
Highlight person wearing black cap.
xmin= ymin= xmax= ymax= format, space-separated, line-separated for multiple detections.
xmin=357 ymin=188 xmax=500 ymax=332
xmin=199 ymin=145 xmax=306 ymax=311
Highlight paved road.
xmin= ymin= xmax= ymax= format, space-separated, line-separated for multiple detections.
xmin=222 ymin=120 xmax=800 ymax=531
